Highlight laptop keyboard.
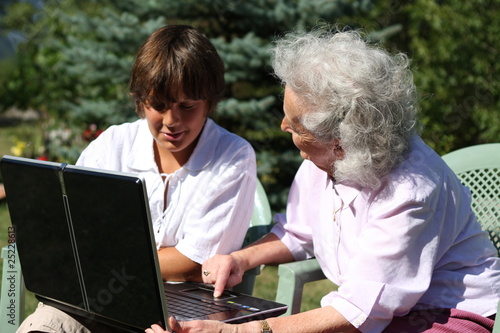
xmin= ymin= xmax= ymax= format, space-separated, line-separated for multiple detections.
xmin=165 ymin=291 xmax=231 ymax=319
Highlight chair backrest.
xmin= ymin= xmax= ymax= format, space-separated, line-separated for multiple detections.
xmin=441 ymin=143 xmax=500 ymax=255
xmin=243 ymin=179 xmax=273 ymax=246
xmin=232 ymin=179 xmax=273 ymax=295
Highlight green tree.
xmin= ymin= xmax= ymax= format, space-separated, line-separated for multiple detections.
xmin=9 ymin=0 xmax=494 ymax=210
xmin=0 ymin=0 xmax=168 ymax=161
xmin=0 ymin=0 xmax=377 ymax=212
xmin=348 ymin=0 xmax=500 ymax=154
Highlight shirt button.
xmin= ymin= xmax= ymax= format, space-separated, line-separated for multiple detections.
xmin=352 ymin=314 xmax=367 ymax=327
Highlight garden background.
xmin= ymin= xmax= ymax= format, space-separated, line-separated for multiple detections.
xmin=0 ymin=0 xmax=499 ymax=319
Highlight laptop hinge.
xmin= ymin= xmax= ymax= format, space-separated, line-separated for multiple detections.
xmin=58 ymin=163 xmax=90 ymax=311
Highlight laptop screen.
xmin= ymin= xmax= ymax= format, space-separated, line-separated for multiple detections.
xmin=1 ymin=156 xmax=168 ymax=330
xmin=1 ymin=158 xmax=85 ymax=307
xmin=63 ymin=165 xmax=167 ymax=328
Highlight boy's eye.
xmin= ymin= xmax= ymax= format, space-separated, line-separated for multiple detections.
xmin=180 ymin=103 xmax=195 ymax=110
xmin=151 ymin=104 xmax=165 ymax=111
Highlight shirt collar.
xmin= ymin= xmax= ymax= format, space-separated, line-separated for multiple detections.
xmin=182 ymin=118 xmax=218 ymax=171
xmin=327 ymin=177 xmax=363 ymax=208
xmin=336 ymin=182 xmax=362 ymax=207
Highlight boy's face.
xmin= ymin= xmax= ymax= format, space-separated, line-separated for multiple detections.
xmin=144 ymin=97 xmax=208 ymax=164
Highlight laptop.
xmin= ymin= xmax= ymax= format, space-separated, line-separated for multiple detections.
xmin=0 ymin=155 xmax=287 ymax=332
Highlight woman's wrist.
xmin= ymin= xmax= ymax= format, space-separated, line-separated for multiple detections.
xmin=233 ymin=320 xmax=263 ymax=333
xmin=229 ymin=251 xmax=250 ymax=273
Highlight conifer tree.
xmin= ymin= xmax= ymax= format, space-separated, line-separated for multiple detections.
xmin=0 ymin=0 xmax=380 ymax=211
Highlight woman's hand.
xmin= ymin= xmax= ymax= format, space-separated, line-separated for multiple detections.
xmin=201 ymin=233 xmax=295 ymax=298
xmin=201 ymin=253 xmax=246 ymax=298
xmin=145 ymin=316 xmax=244 ymax=333
xmin=146 ymin=324 xmax=168 ymax=333
xmin=145 ymin=307 xmax=360 ymax=333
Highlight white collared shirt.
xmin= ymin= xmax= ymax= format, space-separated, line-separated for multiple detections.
xmin=272 ymin=135 xmax=500 ymax=332
xmin=77 ymin=118 xmax=256 ymax=264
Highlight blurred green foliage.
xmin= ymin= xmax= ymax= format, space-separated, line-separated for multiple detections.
xmin=346 ymin=0 xmax=500 ymax=153
xmin=0 ymin=0 xmax=498 ymax=213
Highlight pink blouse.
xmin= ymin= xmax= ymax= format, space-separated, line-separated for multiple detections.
xmin=272 ymin=135 xmax=500 ymax=332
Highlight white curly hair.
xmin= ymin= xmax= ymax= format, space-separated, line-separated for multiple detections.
xmin=271 ymin=29 xmax=419 ymax=189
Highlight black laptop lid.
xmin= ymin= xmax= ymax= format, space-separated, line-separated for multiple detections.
xmin=62 ymin=165 xmax=167 ymax=329
xmin=0 ymin=156 xmax=85 ymax=307
xmin=1 ymin=156 xmax=168 ymax=331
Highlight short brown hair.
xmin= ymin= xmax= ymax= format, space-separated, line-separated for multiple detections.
xmin=129 ymin=25 xmax=225 ymax=117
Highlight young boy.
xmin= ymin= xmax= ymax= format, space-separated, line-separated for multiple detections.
xmin=18 ymin=25 xmax=256 ymax=333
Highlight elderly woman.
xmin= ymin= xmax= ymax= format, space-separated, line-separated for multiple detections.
xmin=147 ymin=29 xmax=500 ymax=333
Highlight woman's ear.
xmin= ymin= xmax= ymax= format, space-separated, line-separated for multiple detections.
xmin=333 ymin=139 xmax=345 ymax=159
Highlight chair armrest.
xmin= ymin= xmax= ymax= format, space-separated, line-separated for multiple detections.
xmin=275 ymin=258 xmax=326 ymax=316
xmin=492 ymin=299 xmax=500 ymax=333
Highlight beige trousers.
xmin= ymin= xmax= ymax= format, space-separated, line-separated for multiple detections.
xmin=17 ymin=302 xmax=128 ymax=333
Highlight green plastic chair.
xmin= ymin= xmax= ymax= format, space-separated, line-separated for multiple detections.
xmin=233 ymin=179 xmax=273 ymax=294
xmin=494 ymin=300 xmax=500 ymax=333
xmin=441 ymin=143 xmax=500 ymax=255
xmin=275 ymin=258 xmax=325 ymax=316
xmin=443 ymin=143 xmax=500 ymax=332
xmin=275 ymin=143 xmax=500 ymax=325
xmin=0 ymin=179 xmax=272 ymax=333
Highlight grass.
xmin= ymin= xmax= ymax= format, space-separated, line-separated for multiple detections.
xmin=0 ymin=122 xmax=335 ymax=322
xmin=253 ymin=265 xmax=338 ymax=312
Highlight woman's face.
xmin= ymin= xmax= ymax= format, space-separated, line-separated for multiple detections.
xmin=281 ymin=85 xmax=342 ymax=176
xmin=144 ymin=98 xmax=208 ymax=157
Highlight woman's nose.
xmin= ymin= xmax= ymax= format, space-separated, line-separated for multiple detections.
xmin=280 ymin=117 xmax=289 ymax=132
